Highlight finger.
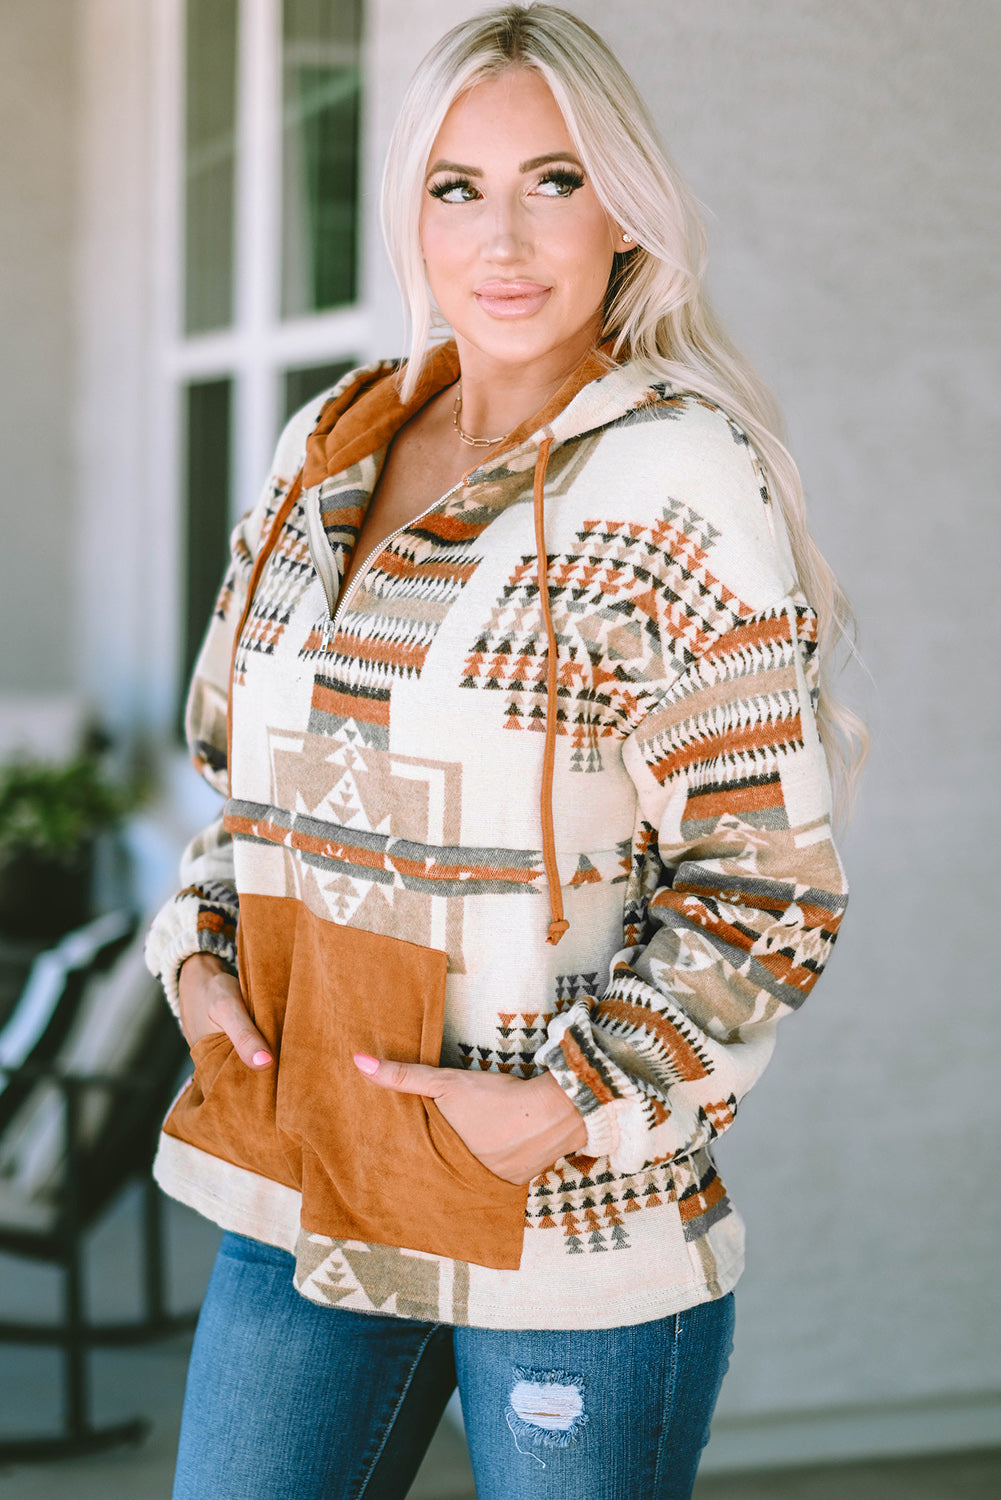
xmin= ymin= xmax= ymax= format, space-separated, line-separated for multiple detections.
xmin=353 ymin=1055 xmax=448 ymax=1096
xmin=210 ymin=990 xmax=273 ymax=1070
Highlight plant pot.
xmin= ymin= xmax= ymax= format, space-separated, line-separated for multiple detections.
xmin=0 ymin=844 xmax=95 ymax=943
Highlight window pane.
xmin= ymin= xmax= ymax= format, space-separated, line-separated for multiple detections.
xmin=282 ymin=357 xmax=356 ymax=426
xmin=182 ymin=380 xmax=233 ymax=703
xmin=281 ymin=0 xmax=363 ymax=317
xmin=184 ymin=0 xmax=239 ymax=334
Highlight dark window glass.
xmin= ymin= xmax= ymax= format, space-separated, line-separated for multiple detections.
xmin=183 ymin=0 xmax=239 ymax=333
xmin=282 ymin=357 xmax=356 ymax=426
xmin=281 ymin=0 xmax=363 ymax=315
xmin=182 ymin=379 xmax=233 ymax=708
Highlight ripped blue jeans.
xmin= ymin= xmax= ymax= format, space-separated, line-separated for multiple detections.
xmin=172 ymin=1233 xmax=734 ymax=1500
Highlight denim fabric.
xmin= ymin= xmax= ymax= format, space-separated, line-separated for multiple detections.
xmin=172 ymin=1233 xmax=734 ymax=1500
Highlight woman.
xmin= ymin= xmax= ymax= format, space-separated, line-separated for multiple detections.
xmin=147 ymin=6 xmax=862 ymax=1497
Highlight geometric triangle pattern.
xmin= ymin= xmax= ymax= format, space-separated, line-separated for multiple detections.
xmin=455 ymin=971 xmax=599 ymax=1080
xmin=460 ymin=502 xmax=749 ymax=771
xmin=233 ymin=498 xmax=316 ymax=685
xmin=528 ymin=1152 xmax=689 ymax=1257
xmin=298 ymin=486 xmax=505 ymax=742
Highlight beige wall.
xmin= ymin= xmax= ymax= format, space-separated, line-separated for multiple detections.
xmin=0 ymin=0 xmax=79 ymax=692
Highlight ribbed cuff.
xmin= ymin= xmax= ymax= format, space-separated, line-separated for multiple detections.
xmin=581 ymin=1101 xmax=621 ymax=1159
xmin=537 ymin=1007 xmax=624 ymax=1161
xmin=145 ymin=925 xmax=238 ymax=1019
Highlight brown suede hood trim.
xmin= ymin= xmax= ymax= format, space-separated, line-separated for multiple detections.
xmin=302 ymin=339 xmax=618 ymax=489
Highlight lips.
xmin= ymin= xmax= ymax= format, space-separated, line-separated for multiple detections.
xmin=474 ymin=280 xmax=552 ymax=318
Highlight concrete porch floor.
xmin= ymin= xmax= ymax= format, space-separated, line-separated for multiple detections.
xmin=1 ymin=1186 xmax=997 ymax=1498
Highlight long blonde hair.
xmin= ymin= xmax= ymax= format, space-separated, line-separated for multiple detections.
xmin=381 ymin=3 xmax=867 ymax=817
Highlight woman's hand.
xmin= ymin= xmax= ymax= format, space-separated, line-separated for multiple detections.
xmin=177 ymin=953 xmax=273 ymax=1069
xmin=352 ymin=1054 xmax=587 ymax=1184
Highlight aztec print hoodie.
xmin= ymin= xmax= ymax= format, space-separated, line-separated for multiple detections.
xmin=147 ymin=341 xmax=847 ymax=1330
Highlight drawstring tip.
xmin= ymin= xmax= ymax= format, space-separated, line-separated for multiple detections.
xmin=547 ymin=919 xmax=570 ymax=945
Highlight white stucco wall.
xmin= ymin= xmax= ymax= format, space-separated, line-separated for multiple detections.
xmin=0 ymin=1 xmax=79 ymax=692
xmin=74 ymin=0 xmax=161 ymax=745
xmin=366 ymin=0 xmax=1001 ymax=1461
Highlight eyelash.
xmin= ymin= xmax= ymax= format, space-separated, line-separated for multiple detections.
xmin=537 ymin=167 xmax=585 ymax=197
xmin=427 ymin=166 xmax=586 ymax=203
xmin=428 ymin=176 xmax=477 ymax=203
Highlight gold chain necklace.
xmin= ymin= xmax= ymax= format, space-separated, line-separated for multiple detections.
xmin=452 ymin=383 xmax=508 ymax=448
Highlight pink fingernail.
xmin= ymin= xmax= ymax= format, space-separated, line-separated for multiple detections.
xmin=252 ymin=1050 xmax=273 ymax=1067
xmin=353 ymin=1053 xmax=379 ymax=1075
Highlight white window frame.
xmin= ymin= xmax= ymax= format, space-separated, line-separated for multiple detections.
xmin=146 ymin=0 xmax=373 ymax=731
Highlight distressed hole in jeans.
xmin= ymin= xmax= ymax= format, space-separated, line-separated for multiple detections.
xmin=505 ymin=1367 xmax=588 ymax=1464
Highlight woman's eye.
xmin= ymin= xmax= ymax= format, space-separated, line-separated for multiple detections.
xmin=534 ymin=168 xmax=586 ymax=198
xmin=428 ymin=177 xmax=479 ymax=204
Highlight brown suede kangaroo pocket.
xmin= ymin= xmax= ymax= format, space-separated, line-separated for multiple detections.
xmin=163 ymin=893 xmax=528 ymax=1270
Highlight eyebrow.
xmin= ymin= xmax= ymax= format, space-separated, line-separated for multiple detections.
xmin=424 ymin=150 xmax=583 ymax=182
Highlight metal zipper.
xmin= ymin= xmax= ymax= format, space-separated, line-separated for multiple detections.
xmin=324 ymin=476 xmax=468 ymax=640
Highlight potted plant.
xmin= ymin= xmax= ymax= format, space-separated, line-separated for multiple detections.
xmin=0 ymin=753 xmax=130 ymax=943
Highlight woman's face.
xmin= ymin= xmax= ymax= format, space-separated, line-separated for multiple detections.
xmin=419 ymin=69 xmax=620 ymax=377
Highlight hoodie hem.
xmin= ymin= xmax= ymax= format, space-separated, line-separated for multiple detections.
xmin=454 ymin=1254 xmax=744 ymax=1331
xmin=153 ymin=1131 xmax=301 ymax=1253
xmin=154 ymin=1131 xmax=744 ymax=1331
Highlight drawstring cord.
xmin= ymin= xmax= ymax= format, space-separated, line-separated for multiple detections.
xmin=533 ymin=437 xmax=570 ymax=946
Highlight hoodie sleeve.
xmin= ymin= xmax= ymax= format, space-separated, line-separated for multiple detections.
xmin=536 ymin=588 xmax=847 ymax=1175
xmin=143 ymin=496 xmax=268 ymax=1016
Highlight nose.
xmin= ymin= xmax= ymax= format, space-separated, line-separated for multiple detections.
xmin=482 ymin=192 xmax=532 ymax=264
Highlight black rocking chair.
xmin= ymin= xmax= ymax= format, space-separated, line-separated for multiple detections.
xmin=0 ymin=915 xmax=198 ymax=1462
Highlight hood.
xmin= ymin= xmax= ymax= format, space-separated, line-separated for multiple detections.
xmin=301 ymin=339 xmax=673 ymax=491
